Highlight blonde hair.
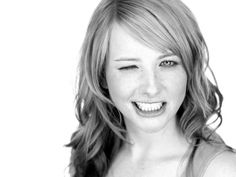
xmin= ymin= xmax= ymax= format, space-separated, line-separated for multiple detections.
xmin=67 ymin=0 xmax=224 ymax=176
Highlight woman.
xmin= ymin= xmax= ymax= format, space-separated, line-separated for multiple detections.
xmin=67 ymin=0 xmax=236 ymax=176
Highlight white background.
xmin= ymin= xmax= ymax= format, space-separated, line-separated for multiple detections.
xmin=0 ymin=0 xmax=235 ymax=177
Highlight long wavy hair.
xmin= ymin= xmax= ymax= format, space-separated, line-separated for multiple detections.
xmin=66 ymin=0 xmax=225 ymax=176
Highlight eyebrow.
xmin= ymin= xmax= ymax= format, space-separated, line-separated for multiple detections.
xmin=114 ymin=53 xmax=175 ymax=62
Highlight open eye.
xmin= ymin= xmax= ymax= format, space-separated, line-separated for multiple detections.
xmin=159 ymin=60 xmax=178 ymax=67
xmin=118 ymin=65 xmax=138 ymax=70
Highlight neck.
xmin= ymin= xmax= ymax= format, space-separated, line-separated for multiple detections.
xmin=123 ymin=119 xmax=191 ymax=162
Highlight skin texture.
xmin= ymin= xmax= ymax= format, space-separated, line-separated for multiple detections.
xmin=105 ymin=23 xmax=190 ymax=177
xmin=106 ymin=23 xmax=187 ymax=139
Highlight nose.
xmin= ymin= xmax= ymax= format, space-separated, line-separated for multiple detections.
xmin=141 ymin=70 xmax=162 ymax=97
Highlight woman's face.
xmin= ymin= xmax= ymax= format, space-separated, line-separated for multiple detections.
xmin=105 ymin=24 xmax=187 ymax=134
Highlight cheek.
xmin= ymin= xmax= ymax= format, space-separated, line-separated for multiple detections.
xmin=167 ymin=71 xmax=187 ymax=101
xmin=106 ymin=72 xmax=136 ymax=102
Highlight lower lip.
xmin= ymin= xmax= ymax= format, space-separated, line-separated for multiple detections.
xmin=132 ymin=102 xmax=166 ymax=118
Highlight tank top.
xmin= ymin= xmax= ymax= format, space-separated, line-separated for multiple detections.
xmin=191 ymin=139 xmax=235 ymax=177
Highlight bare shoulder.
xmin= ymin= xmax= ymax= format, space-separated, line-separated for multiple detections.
xmin=203 ymin=150 xmax=236 ymax=177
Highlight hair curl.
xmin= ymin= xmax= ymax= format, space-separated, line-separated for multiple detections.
xmin=66 ymin=0 xmax=225 ymax=176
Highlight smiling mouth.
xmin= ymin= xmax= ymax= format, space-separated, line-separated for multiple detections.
xmin=132 ymin=101 xmax=167 ymax=115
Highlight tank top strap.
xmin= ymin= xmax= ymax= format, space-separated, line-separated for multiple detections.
xmin=193 ymin=139 xmax=228 ymax=177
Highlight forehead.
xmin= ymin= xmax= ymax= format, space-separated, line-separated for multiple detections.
xmin=108 ymin=23 xmax=165 ymax=61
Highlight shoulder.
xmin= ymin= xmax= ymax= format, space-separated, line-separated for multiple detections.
xmin=203 ymin=150 xmax=236 ymax=177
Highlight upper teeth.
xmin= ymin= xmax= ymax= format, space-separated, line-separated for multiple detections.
xmin=135 ymin=102 xmax=163 ymax=111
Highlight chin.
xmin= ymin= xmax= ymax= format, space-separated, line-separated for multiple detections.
xmin=125 ymin=113 xmax=175 ymax=134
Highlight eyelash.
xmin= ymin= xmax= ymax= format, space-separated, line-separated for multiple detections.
xmin=159 ymin=60 xmax=178 ymax=67
xmin=118 ymin=65 xmax=138 ymax=70
xmin=118 ymin=60 xmax=178 ymax=70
